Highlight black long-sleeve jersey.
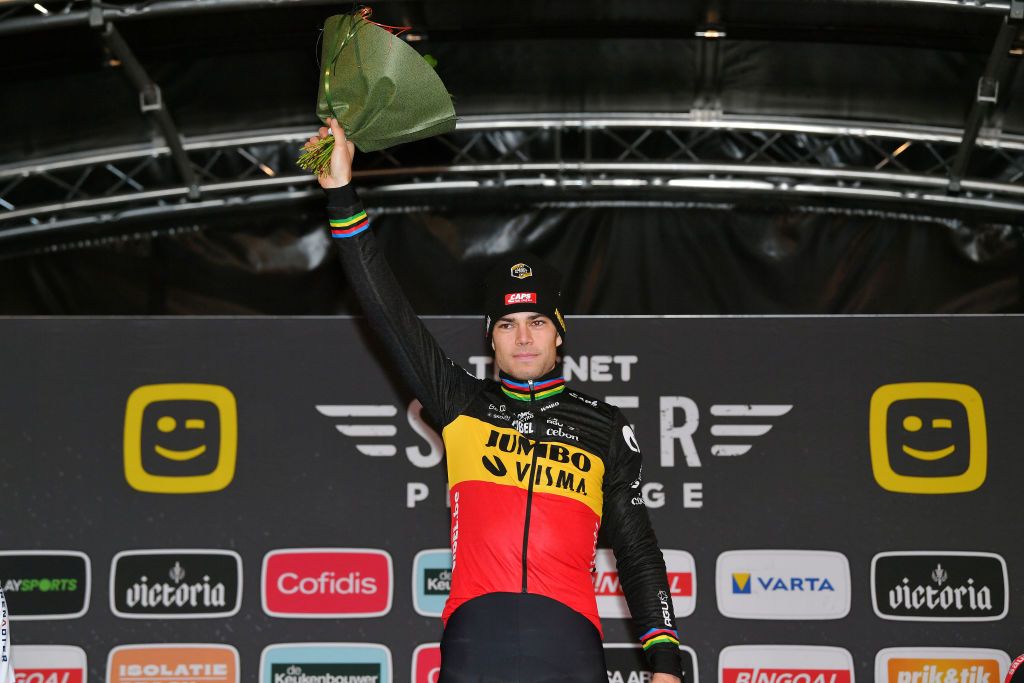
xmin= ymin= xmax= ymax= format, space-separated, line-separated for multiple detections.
xmin=326 ymin=184 xmax=682 ymax=677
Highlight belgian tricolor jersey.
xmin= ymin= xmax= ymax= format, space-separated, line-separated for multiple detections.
xmin=326 ymin=184 xmax=682 ymax=678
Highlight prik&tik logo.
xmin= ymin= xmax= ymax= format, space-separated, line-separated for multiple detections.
xmin=262 ymin=549 xmax=393 ymax=618
xmin=106 ymin=644 xmax=238 ymax=683
xmin=412 ymin=549 xmax=452 ymax=617
xmin=869 ymin=382 xmax=987 ymax=494
xmin=719 ymin=645 xmax=854 ymax=683
xmin=0 ymin=551 xmax=90 ymax=620
xmin=594 ymin=549 xmax=695 ymax=619
xmin=716 ymin=550 xmax=851 ymax=620
xmin=871 ymin=552 xmax=1008 ymax=622
xmin=110 ymin=549 xmax=242 ymax=619
xmin=11 ymin=645 xmax=87 ymax=683
xmin=259 ymin=643 xmax=392 ymax=683
xmin=412 ymin=644 xmax=440 ymax=683
xmin=604 ymin=643 xmax=698 ymax=683
xmin=124 ymin=383 xmax=238 ymax=494
xmin=874 ymin=648 xmax=1010 ymax=683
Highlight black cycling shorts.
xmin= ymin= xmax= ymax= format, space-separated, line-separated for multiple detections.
xmin=439 ymin=592 xmax=607 ymax=683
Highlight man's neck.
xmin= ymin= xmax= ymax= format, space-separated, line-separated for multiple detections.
xmin=496 ymin=363 xmax=567 ymax=402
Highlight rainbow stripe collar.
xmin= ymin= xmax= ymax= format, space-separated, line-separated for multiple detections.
xmin=499 ymin=374 xmax=567 ymax=402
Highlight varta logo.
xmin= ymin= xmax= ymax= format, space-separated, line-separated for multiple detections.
xmin=733 ymin=574 xmax=836 ymax=593
xmin=732 ymin=573 xmax=751 ymax=594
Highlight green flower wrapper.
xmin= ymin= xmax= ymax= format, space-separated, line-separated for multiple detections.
xmin=299 ymin=12 xmax=457 ymax=175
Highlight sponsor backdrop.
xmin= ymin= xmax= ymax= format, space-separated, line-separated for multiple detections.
xmin=1 ymin=316 xmax=1022 ymax=683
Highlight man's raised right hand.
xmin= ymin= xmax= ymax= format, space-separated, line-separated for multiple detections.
xmin=306 ymin=117 xmax=356 ymax=189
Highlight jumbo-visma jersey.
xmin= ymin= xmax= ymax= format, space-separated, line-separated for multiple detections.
xmin=325 ymin=184 xmax=683 ymax=677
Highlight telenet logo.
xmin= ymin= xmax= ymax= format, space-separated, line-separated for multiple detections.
xmin=124 ymin=384 xmax=238 ymax=494
xmin=869 ymin=382 xmax=986 ymax=494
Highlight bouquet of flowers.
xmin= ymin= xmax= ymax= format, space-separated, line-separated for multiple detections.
xmin=298 ymin=8 xmax=457 ymax=175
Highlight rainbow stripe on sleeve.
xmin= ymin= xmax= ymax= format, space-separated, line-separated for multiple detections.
xmin=640 ymin=627 xmax=680 ymax=650
xmin=329 ymin=210 xmax=370 ymax=238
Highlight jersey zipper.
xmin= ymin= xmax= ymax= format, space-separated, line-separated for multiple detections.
xmin=520 ymin=378 xmax=539 ymax=593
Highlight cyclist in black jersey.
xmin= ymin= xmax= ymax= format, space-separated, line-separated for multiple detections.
xmin=307 ymin=119 xmax=684 ymax=683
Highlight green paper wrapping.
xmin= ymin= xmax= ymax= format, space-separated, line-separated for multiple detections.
xmin=316 ymin=13 xmax=457 ymax=152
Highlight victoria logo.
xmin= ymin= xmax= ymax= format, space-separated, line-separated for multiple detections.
xmin=262 ymin=549 xmax=393 ymax=618
xmin=719 ymin=645 xmax=854 ymax=683
xmin=716 ymin=550 xmax=851 ymax=620
xmin=110 ymin=550 xmax=242 ymax=619
xmin=106 ymin=644 xmax=238 ymax=683
xmin=874 ymin=647 xmax=1011 ymax=683
xmin=11 ymin=645 xmax=88 ymax=683
xmin=412 ymin=549 xmax=452 ymax=617
xmin=0 ymin=551 xmax=90 ymax=620
xmin=259 ymin=643 xmax=392 ymax=683
xmin=871 ymin=552 xmax=1008 ymax=621
xmin=604 ymin=644 xmax=698 ymax=683
xmin=593 ymin=549 xmax=695 ymax=619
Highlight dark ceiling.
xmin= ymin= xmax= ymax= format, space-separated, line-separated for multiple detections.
xmin=1 ymin=0 xmax=1019 ymax=164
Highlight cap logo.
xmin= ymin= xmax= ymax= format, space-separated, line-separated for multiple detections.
xmin=505 ymin=292 xmax=537 ymax=305
xmin=511 ymin=263 xmax=533 ymax=279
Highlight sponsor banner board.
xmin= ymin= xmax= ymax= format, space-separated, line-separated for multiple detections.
xmin=0 ymin=552 xmax=90 ymax=621
xmin=604 ymin=643 xmax=698 ymax=683
xmin=411 ymin=550 xmax=452 ymax=618
xmin=411 ymin=644 xmax=440 ymax=683
xmin=106 ymin=644 xmax=238 ymax=683
xmin=259 ymin=643 xmax=392 ymax=683
xmin=262 ymin=549 xmax=393 ymax=618
xmin=719 ymin=645 xmax=855 ymax=683
xmin=110 ymin=549 xmax=242 ymax=619
xmin=595 ymin=549 xmax=696 ymax=619
xmin=716 ymin=550 xmax=851 ymax=620
xmin=12 ymin=645 xmax=87 ymax=683
xmin=871 ymin=551 xmax=1008 ymax=622
xmin=874 ymin=647 xmax=1010 ymax=683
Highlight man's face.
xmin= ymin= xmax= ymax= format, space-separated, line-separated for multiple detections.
xmin=491 ymin=312 xmax=562 ymax=381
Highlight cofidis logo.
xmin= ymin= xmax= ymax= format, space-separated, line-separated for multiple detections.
xmin=262 ymin=549 xmax=393 ymax=618
xmin=874 ymin=648 xmax=1010 ymax=683
xmin=412 ymin=644 xmax=440 ymax=683
xmin=412 ymin=549 xmax=451 ymax=617
xmin=260 ymin=643 xmax=392 ymax=683
xmin=12 ymin=645 xmax=87 ymax=683
xmin=716 ymin=550 xmax=850 ymax=620
xmin=110 ymin=549 xmax=242 ymax=619
xmin=604 ymin=644 xmax=698 ymax=683
xmin=593 ymin=549 xmax=695 ymax=619
xmin=106 ymin=644 xmax=238 ymax=683
xmin=124 ymin=383 xmax=238 ymax=494
xmin=720 ymin=645 xmax=854 ymax=683
xmin=0 ymin=551 xmax=90 ymax=620
xmin=869 ymin=382 xmax=986 ymax=494
xmin=871 ymin=551 xmax=1008 ymax=622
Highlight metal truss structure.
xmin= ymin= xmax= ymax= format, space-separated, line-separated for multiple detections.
xmin=6 ymin=114 xmax=1024 ymax=244
xmin=2 ymin=0 xmax=1024 ymax=249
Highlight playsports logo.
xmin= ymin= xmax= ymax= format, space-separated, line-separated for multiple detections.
xmin=504 ymin=292 xmax=537 ymax=305
xmin=261 ymin=549 xmax=393 ymax=617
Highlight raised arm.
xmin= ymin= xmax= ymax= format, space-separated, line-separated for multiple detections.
xmin=309 ymin=119 xmax=479 ymax=426
xmin=601 ymin=410 xmax=683 ymax=682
